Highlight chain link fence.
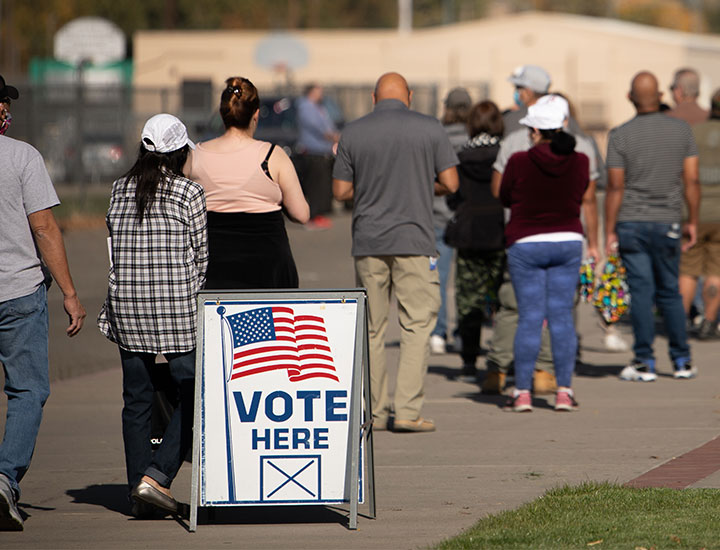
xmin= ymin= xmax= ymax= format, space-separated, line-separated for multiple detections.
xmin=8 ymin=81 xmax=488 ymax=184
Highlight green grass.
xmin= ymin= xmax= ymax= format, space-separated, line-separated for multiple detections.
xmin=434 ymin=482 xmax=720 ymax=550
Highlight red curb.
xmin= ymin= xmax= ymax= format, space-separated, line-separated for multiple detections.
xmin=624 ymin=435 xmax=720 ymax=489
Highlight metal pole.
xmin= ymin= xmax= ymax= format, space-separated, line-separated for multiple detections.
xmin=398 ymin=0 xmax=412 ymax=34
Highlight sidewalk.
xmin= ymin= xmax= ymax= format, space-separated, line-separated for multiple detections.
xmin=2 ymin=211 xmax=720 ymax=549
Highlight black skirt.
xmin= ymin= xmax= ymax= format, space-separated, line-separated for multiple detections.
xmin=204 ymin=210 xmax=299 ymax=290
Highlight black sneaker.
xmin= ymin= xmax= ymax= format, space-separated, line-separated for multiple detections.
xmin=696 ymin=319 xmax=720 ymax=341
xmin=457 ymin=363 xmax=478 ymax=383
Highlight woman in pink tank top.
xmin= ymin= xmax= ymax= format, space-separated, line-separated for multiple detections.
xmin=186 ymin=77 xmax=309 ymax=289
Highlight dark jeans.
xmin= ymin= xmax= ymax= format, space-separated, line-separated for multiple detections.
xmin=616 ymin=221 xmax=690 ymax=364
xmin=507 ymin=241 xmax=582 ymax=390
xmin=120 ymin=348 xmax=195 ymax=492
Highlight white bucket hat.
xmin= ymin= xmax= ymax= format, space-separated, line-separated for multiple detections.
xmin=141 ymin=114 xmax=195 ymax=153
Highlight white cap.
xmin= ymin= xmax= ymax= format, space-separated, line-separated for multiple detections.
xmin=141 ymin=113 xmax=194 ymax=153
xmin=519 ymin=94 xmax=569 ymax=130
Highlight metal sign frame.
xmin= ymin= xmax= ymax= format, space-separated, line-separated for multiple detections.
xmin=189 ymin=289 xmax=376 ymax=531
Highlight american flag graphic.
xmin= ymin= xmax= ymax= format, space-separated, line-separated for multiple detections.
xmin=225 ymin=306 xmax=339 ymax=383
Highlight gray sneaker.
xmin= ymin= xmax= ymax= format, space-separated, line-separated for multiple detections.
xmin=0 ymin=474 xmax=23 ymax=531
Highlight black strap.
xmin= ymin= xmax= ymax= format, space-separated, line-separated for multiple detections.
xmin=261 ymin=144 xmax=276 ymax=180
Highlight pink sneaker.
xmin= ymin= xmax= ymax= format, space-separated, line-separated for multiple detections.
xmin=504 ymin=390 xmax=532 ymax=412
xmin=555 ymin=390 xmax=579 ymax=412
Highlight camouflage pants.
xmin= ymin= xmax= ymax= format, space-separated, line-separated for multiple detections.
xmin=455 ymin=250 xmax=506 ymax=365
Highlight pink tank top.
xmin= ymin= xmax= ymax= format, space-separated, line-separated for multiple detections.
xmin=188 ymin=140 xmax=283 ymax=213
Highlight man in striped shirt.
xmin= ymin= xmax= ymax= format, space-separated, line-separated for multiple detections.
xmin=605 ymin=71 xmax=700 ymax=382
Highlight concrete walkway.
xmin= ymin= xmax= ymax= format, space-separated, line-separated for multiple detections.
xmin=2 ymin=210 xmax=720 ymax=549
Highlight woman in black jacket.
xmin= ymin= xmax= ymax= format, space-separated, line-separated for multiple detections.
xmin=445 ymin=101 xmax=506 ymax=380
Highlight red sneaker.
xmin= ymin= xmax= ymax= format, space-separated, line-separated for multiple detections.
xmin=305 ymin=215 xmax=333 ymax=231
xmin=554 ymin=390 xmax=579 ymax=411
xmin=504 ymin=390 xmax=532 ymax=412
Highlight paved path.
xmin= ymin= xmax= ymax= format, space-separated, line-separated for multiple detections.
xmin=2 ymin=209 xmax=720 ymax=549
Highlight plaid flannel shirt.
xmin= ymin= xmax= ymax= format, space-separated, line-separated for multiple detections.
xmin=98 ymin=172 xmax=208 ymax=354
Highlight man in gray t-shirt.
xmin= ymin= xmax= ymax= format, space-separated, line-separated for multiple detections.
xmin=605 ymin=71 xmax=700 ymax=382
xmin=0 ymin=75 xmax=86 ymax=531
xmin=333 ymin=72 xmax=458 ymax=433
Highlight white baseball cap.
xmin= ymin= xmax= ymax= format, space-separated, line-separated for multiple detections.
xmin=141 ymin=114 xmax=195 ymax=153
xmin=519 ymin=94 xmax=569 ymax=130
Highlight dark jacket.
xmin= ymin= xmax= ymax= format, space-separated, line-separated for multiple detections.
xmin=445 ymin=138 xmax=505 ymax=252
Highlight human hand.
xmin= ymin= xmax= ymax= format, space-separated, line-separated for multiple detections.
xmin=682 ymin=222 xmax=697 ymax=252
xmin=604 ymin=232 xmax=618 ymax=258
xmin=64 ymin=294 xmax=86 ymax=337
xmin=586 ymin=246 xmax=599 ymax=265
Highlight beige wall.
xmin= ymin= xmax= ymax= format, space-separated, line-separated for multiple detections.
xmin=134 ymin=11 xmax=720 ymax=131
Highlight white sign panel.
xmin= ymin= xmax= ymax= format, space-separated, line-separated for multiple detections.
xmin=200 ymin=298 xmax=361 ymax=505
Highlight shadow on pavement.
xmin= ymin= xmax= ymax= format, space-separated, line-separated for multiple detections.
xmin=67 ymin=484 xmax=130 ymax=516
xmin=196 ymin=505 xmax=350 ymax=527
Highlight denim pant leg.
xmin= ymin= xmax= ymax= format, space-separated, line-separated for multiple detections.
xmin=146 ymin=351 xmax=195 ymax=488
xmin=0 ymin=285 xmax=50 ymax=498
xmin=432 ymin=223 xmax=453 ymax=339
xmin=617 ymin=223 xmax=657 ymax=362
xmin=649 ymin=224 xmax=690 ymax=363
xmin=507 ymin=244 xmax=548 ymax=391
xmin=120 ymin=349 xmax=155 ymax=492
xmin=544 ymin=243 xmax=582 ymax=388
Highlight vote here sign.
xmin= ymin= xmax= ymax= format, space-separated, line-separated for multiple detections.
xmin=199 ymin=297 xmax=362 ymax=506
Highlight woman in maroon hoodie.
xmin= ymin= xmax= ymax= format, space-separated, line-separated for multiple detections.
xmin=499 ymin=95 xmax=589 ymax=412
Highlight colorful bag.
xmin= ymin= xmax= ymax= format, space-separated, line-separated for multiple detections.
xmin=592 ymin=255 xmax=630 ymax=324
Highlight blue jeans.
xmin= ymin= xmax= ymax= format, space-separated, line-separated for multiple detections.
xmin=507 ymin=241 xmax=582 ymax=390
xmin=616 ymin=222 xmax=690 ymax=365
xmin=120 ymin=349 xmax=195 ymax=492
xmin=0 ymin=285 xmax=50 ymax=499
xmin=433 ymin=223 xmax=454 ymax=338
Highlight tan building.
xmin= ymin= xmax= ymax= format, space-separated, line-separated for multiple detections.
xmin=134 ymin=11 xmax=720 ymax=133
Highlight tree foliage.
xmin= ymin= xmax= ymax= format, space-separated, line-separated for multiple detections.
xmin=2 ymin=0 xmax=718 ymax=73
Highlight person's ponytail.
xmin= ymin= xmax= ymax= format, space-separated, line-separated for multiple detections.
xmin=543 ymin=130 xmax=576 ymax=155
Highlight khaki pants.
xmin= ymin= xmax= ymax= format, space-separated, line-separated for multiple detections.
xmin=355 ymin=256 xmax=440 ymax=422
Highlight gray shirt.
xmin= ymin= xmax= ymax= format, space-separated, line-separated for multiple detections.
xmin=493 ymin=127 xmax=600 ymax=182
xmin=333 ymin=99 xmax=458 ymax=257
xmin=0 ymin=135 xmax=59 ymax=302
xmin=434 ymin=122 xmax=468 ymax=226
xmin=607 ymin=112 xmax=698 ymax=223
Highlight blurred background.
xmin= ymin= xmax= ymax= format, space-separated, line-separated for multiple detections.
xmin=2 ymin=0 xmax=720 ymax=184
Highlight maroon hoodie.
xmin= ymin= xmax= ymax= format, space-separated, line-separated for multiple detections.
xmin=499 ymin=142 xmax=589 ymax=247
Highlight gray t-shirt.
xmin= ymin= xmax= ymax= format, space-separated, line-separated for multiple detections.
xmin=333 ymin=99 xmax=458 ymax=257
xmin=607 ymin=112 xmax=698 ymax=223
xmin=0 ymin=135 xmax=59 ymax=302
xmin=493 ymin=127 xmax=600 ymax=181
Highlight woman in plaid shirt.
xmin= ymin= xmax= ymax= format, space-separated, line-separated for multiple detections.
xmin=98 ymin=114 xmax=207 ymax=518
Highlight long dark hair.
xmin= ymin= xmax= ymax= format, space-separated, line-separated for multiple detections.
xmin=123 ymin=144 xmax=189 ymax=223
xmin=539 ymin=128 xmax=576 ymax=155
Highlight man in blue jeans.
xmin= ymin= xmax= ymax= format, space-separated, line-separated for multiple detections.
xmin=0 ymin=75 xmax=86 ymax=530
xmin=605 ymin=71 xmax=700 ymax=381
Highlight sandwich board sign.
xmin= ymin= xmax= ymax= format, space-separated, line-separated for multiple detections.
xmin=190 ymin=289 xmax=376 ymax=531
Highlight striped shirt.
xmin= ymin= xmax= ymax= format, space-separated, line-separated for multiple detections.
xmin=97 ymin=172 xmax=208 ymax=354
xmin=606 ymin=112 xmax=698 ymax=223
